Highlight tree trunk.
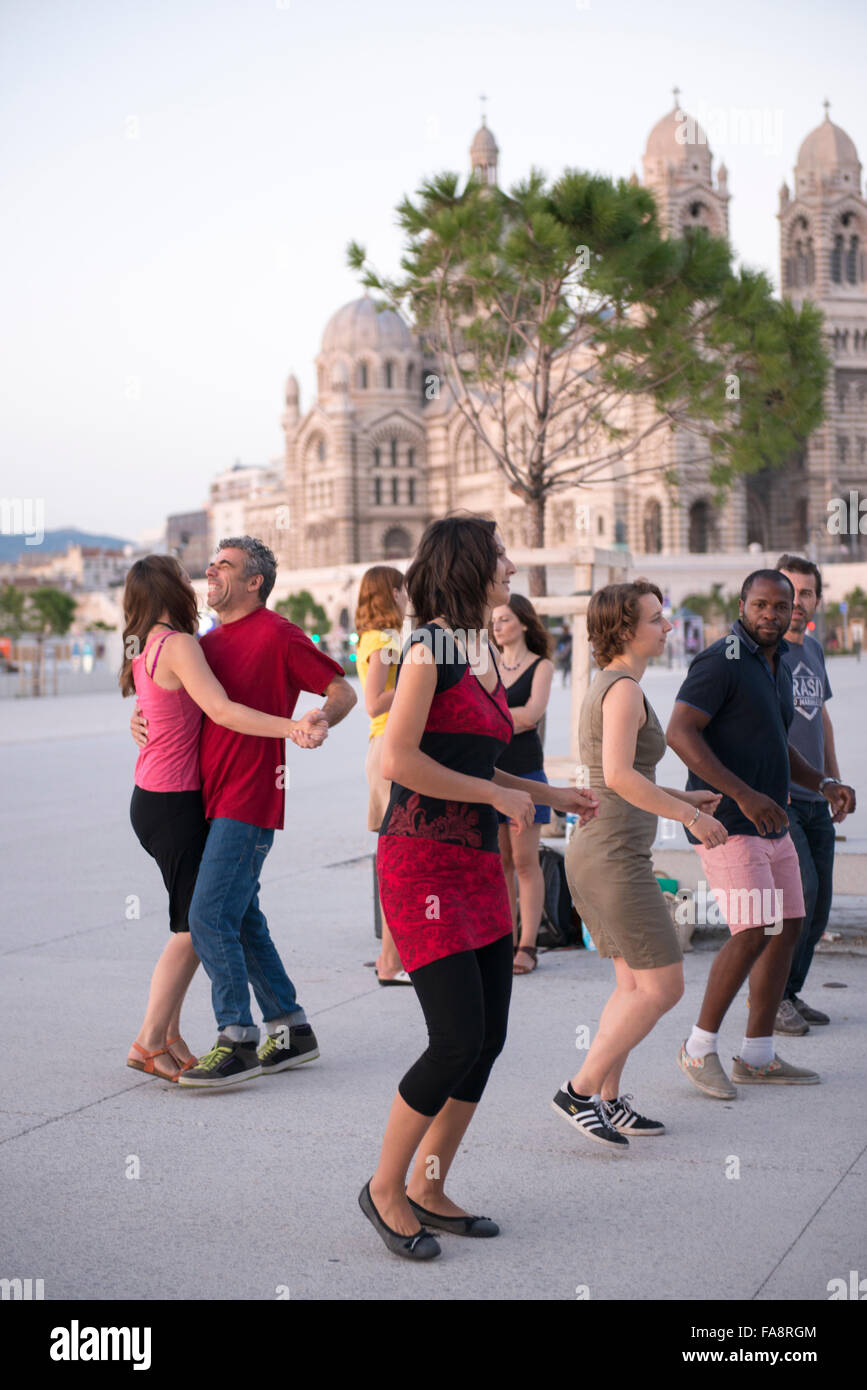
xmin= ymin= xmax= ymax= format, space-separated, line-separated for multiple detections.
xmin=526 ymin=492 xmax=547 ymax=597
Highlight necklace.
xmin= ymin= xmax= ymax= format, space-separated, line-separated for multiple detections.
xmin=501 ymin=647 xmax=531 ymax=672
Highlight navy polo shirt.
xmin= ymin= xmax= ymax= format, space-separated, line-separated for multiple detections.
xmin=674 ymin=619 xmax=795 ymax=842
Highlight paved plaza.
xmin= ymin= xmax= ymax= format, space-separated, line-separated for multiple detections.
xmin=1 ymin=662 xmax=865 ymax=1301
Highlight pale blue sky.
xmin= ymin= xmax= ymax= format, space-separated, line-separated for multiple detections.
xmin=2 ymin=0 xmax=864 ymax=540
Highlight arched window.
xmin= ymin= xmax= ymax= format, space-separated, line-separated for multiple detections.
xmin=847 ymin=235 xmax=860 ymax=284
xmin=357 ymin=362 xmax=368 ymax=389
xmin=372 ymin=447 xmax=381 ymax=469
xmin=406 ymin=362 xmax=415 ymax=393
xmin=831 ymin=235 xmax=844 ymax=284
xmin=383 ymin=526 xmax=411 ymax=559
xmin=408 ymin=477 xmax=416 ymax=504
xmin=385 ymin=361 xmax=394 ymax=389
xmin=391 ymin=477 xmax=399 ymax=504
xmin=407 ymin=448 xmax=415 ymax=469
xmin=373 ymin=477 xmax=382 ymax=505
xmin=688 ymin=499 xmax=717 ymax=553
xmin=317 ymin=437 xmax=326 ymax=462
xmin=643 ymin=499 xmax=663 ymax=554
xmin=795 ymin=497 xmax=808 ymax=547
xmin=390 ymin=439 xmax=398 ymax=467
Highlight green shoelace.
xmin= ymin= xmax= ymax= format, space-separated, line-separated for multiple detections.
xmin=195 ymin=1043 xmax=233 ymax=1071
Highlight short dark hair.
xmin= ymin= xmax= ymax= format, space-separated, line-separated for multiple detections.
xmin=740 ymin=569 xmax=795 ymax=603
xmin=405 ymin=514 xmax=499 ymax=633
xmin=776 ymin=553 xmax=822 ymax=600
xmin=217 ymin=535 xmax=277 ymax=603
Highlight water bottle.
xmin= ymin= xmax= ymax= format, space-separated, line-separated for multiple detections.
xmin=565 ymin=812 xmax=578 ymax=843
xmin=660 ymin=818 xmax=677 ymax=841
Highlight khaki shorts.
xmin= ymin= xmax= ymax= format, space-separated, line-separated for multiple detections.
xmin=366 ymin=734 xmax=391 ymax=832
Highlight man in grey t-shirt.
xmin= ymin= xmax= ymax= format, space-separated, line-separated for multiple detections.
xmin=776 ymin=556 xmax=857 ymax=1034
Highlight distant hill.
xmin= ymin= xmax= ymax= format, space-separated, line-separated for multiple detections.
xmin=0 ymin=528 xmax=135 ymax=562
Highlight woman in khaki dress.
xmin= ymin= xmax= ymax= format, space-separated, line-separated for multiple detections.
xmin=552 ymin=581 xmax=727 ymax=1151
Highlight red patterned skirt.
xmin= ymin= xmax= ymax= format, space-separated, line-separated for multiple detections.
xmin=376 ymin=836 xmax=513 ymax=973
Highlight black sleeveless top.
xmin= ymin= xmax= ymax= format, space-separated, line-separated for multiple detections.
xmin=495 ymin=656 xmax=545 ymax=776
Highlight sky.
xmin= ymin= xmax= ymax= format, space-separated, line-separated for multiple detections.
xmin=1 ymin=0 xmax=865 ymax=542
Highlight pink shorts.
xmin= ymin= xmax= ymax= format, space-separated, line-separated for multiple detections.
xmin=695 ymin=832 xmax=805 ymax=933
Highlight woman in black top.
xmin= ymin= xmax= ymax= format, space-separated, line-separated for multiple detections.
xmin=492 ymin=596 xmax=555 ymax=975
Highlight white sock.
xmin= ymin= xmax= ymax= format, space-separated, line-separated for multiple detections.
xmin=685 ymin=1025 xmax=718 ymax=1060
xmin=740 ymin=1035 xmax=774 ymax=1067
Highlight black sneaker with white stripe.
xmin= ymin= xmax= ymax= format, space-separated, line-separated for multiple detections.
xmin=551 ymin=1082 xmax=629 ymax=1150
xmin=602 ymin=1094 xmax=665 ymax=1136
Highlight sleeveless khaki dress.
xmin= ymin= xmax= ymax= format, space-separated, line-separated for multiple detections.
xmin=564 ymin=668 xmax=682 ymax=969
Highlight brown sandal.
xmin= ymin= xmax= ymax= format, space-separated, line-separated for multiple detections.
xmin=513 ymin=946 xmax=538 ymax=975
xmin=126 ymin=1041 xmax=183 ymax=1083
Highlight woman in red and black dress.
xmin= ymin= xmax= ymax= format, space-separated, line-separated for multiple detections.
xmin=359 ymin=515 xmax=598 ymax=1261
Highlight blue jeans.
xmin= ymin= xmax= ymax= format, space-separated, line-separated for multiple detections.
xmin=785 ymin=798 xmax=836 ymax=999
xmin=188 ymin=818 xmax=304 ymax=1035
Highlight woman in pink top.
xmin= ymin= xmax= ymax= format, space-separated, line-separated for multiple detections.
xmin=119 ymin=555 xmax=317 ymax=1082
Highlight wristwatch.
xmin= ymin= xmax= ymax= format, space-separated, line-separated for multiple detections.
xmin=818 ymin=776 xmax=840 ymax=794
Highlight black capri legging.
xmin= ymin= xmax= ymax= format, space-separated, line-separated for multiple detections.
xmin=399 ymin=934 xmax=514 ymax=1117
xmin=130 ymin=787 xmax=210 ymax=932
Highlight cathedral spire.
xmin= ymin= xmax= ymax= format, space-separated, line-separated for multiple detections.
xmin=470 ymin=105 xmax=499 ymax=186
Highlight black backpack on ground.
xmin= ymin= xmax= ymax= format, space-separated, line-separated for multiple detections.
xmin=518 ymin=845 xmax=583 ymax=948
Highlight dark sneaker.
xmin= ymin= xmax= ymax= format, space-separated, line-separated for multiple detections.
xmin=258 ymin=1022 xmax=320 ymax=1073
xmin=792 ymin=995 xmax=830 ymax=1026
xmin=603 ymin=1094 xmax=665 ymax=1136
xmin=551 ymin=1083 xmax=629 ymax=1150
xmin=177 ymin=1035 xmax=262 ymax=1089
xmin=774 ymin=999 xmax=809 ymax=1035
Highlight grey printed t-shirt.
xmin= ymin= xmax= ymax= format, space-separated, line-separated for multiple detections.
xmin=780 ymin=634 xmax=832 ymax=801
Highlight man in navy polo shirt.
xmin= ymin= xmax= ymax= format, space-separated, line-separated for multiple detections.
xmin=776 ymin=555 xmax=856 ymax=1034
xmin=667 ymin=571 xmax=853 ymax=1099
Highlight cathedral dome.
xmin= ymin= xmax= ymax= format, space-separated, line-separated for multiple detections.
xmin=796 ymin=113 xmax=860 ymax=174
xmin=645 ymin=103 xmax=712 ymax=173
xmin=470 ymin=121 xmax=498 ymax=164
xmin=320 ymin=295 xmax=413 ymax=357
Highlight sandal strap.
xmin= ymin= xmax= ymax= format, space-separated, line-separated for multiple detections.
xmin=515 ymin=946 xmax=537 ymax=958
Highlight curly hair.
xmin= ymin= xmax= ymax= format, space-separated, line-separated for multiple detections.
xmin=587 ymin=579 xmax=663 ymax=667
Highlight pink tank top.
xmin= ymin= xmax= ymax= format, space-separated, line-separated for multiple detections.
xmin=132 ymin=630 xmax=203 ymax=792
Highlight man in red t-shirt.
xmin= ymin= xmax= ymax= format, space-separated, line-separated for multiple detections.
xmin=133 ymin=537 xmax=355 ymax=1088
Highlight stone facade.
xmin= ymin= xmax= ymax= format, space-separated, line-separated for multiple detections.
xmin=240 ymin=102 xmax=865 ymax=575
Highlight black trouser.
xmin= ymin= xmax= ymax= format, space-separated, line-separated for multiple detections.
xmin=399 ymin=934 xmax=513 ymax=1117
xmin=130 ymin=787 xmax=209 ymax=932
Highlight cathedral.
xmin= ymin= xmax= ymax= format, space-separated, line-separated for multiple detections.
xmin=243 ymin=98 xmax=867 ymax=571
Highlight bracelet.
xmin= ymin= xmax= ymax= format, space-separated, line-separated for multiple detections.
xmin=686 ymin=807 xmax=701 ymax=829
xmin=818 ymin=776 xmax=839 ymax=793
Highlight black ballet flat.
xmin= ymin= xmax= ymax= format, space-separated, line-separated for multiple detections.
xmin=406 ymin=1195 xmax=499 ymax=1237
xmin=358 ymin=1182 xmax=441 ymax=1260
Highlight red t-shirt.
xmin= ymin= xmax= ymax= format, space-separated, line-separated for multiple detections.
xmin=199 ymin=606 xmax=345 ymax=830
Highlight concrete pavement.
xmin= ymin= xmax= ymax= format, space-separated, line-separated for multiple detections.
xmin=1 ymin=668 xmax=865 ymax=1301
